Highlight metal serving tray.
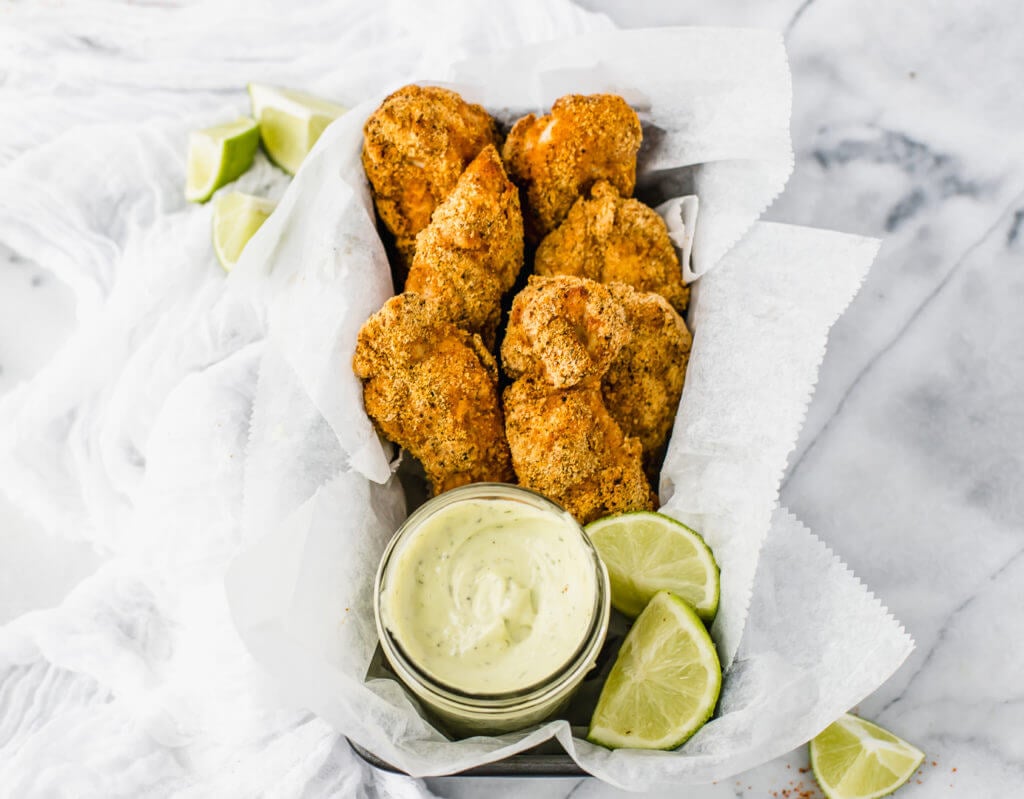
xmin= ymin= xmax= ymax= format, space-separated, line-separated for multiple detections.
xmin=351 ymin=739 xmax=586 ymax=777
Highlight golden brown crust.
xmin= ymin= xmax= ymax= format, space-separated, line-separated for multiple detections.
xmin=501 ymin=94 xmax=642 ymax=242
xmin=503 ymin=377 xmax=653 ymax=524
xmin=602 ymin=284 xmax=692 ymax=475
xmin=353 ymin=293 xmax=513 ymax=494
xmin=534 ymin=181 xmax=689 ymax=313
xmin=358 ymin=91 xmax=686 ymax=509
xmin=405 ymin=145 xmax=524 ymax=347
xmin=362 ymin=85 xmax=498 ymax=261
xmin=501 ymin=275 xmax=628 ymax=388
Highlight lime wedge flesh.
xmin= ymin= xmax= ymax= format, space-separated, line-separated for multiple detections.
xmin=248 ymin=83 xmax=348 ymax=175
xmin=588 ymin=591 xmax=721 ymax=750
xmin=212 ymin=192 xmax=276 ymax=271
xmin=186 ymin=117 xmax=260 ymax=203
xmin=586 ymin=512 xmax=719 ymax=621
xmin=810 ymin=714 xmax=925 ymax=799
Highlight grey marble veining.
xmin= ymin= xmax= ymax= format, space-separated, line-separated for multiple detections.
xmin=1 ymin=1 xmax=1021 ymax=796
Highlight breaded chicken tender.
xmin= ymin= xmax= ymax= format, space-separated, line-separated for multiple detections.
xmin=501 ymin=275 xmax=628 ymax=388
xmin=362 ymin=85 xmax=498 ymax=263
xmin=353 ymin=293 xmax=513 ymax=494
xmin=405 ymin=145 xmax=524 ymax=347
xmin=603 ymin=284 xmax=692 ymax=474
xmin=502 ymin=94 xmax=642 ymax=241
xmin=534 ymin=181 xmax=689 ymax=313
xmin=504 ymin=377 xmax=653 ymax=524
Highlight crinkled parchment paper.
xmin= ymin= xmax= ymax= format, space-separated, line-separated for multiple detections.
xmin=225 ymin=28 xmax=913 ymax=789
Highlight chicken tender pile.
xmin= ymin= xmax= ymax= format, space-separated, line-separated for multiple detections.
xmin=534 ymin=180 xmax=690 ymax=313
xmin=353 ymin=294 xmax=513 ymax=494
xmin=356 ymin=88 xmax=524 ymax=495
xmin=502 ymin=94 xmax=642 ymax=241
xmin=362 ymin=85 xmax=498 ymax=265
xmin=356 ymin=87 xmax=693 ymax=520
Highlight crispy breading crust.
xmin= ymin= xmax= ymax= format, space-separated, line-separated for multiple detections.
xmin=405 ymin=145 xmax=524 ymax=347
xmin=501 ymin=275 xmax=654 ymax=523
xmin=353 ymin=293 xmax=513 ymax=494
xmin=603 ymin=283 xmax=692 ymax=476
xmin=534 ymin=181 xmax=690 ymax=313
xmin=502 ymin=94 xmax=642 ymax=241
xmin=501 ymin=275 xmax=628 ymax=388
xmin=503 ymin=377 xmax=653 ymax=524
xmin=362 ymin=85 xmax=498 ymax=261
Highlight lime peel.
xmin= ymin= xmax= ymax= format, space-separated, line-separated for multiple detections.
xmin=185 ymin=117 xmax=260 ymax=203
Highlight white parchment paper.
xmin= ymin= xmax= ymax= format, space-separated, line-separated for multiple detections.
xmin=662 ymin=221 xmax=883 ymax=663
xmin=223 ymin=28 xmax=911 ymax=788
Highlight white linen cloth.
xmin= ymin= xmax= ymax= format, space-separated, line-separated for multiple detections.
xmin=0 ymin=2 xmax=608 ymax=795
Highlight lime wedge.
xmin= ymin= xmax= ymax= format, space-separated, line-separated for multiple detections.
xmin=211 ymin=191 xmax=276 ymax=271
xmin=586 ymin=512 xmax=719 ymax=622
xmin=248 ymin=83 xmax=348 ymax=175
xmin=185 ymin=118 xmax=260 ymax=203
xmin=810 ymin=714 xmax=925 ymax=799
xmin=588 ymin=591 xmax=721 ymax=750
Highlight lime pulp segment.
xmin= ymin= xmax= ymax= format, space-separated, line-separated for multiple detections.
xmin=248 ymin=83 xmax=348 ymax=175
xmin=810 ymin=714 xmax=925 ymax=799
xmin=586 ymin=511 xmax=719 ymax=621
xmin=587 ymin=591 xmax=721 ymax=750
xmin=212 ymin=191 xmax=276 ymax=271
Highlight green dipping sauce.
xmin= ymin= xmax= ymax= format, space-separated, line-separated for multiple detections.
xmin=380 ymin=497 xmax=597 ymax=694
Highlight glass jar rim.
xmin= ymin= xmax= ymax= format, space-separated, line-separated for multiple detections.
xmin=374 ymin=482 xmax=610 ymax=709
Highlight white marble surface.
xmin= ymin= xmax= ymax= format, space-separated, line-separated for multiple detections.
xmin=1 ymin=1 xmax=1021 ymax=797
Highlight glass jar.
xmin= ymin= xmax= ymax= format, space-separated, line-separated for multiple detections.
xmin=373 ymin=483 xmax=611 ymax=737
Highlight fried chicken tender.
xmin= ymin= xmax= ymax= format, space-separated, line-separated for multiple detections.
xmin=504 ymin=377 xmax=653 ymax=524
xmin=501 ymin=275 xmax=653 ymax=522
xmin=353 ymin=293 xmax=513 ymax=494
xmin=362 ymin=85 xmax=498 ymax=263
xmin=603 ymin=284 xmax=692 ymax=475
xmin=534 ymin=181 xmax=689 ymax=313
xmin=501 ymin=275 xmax=628 ymax=388
xmin=405 ymin=145 xmax=524 ymax=347
xmin=502 ymin=94 xmax=642 ymax=241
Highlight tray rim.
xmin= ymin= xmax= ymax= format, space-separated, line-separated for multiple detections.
xmin=348 ymin=739 xmax=587 ymax=778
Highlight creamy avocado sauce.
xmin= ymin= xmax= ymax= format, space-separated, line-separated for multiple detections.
xmin=381 ymin=497 xmax=597 ymax=694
